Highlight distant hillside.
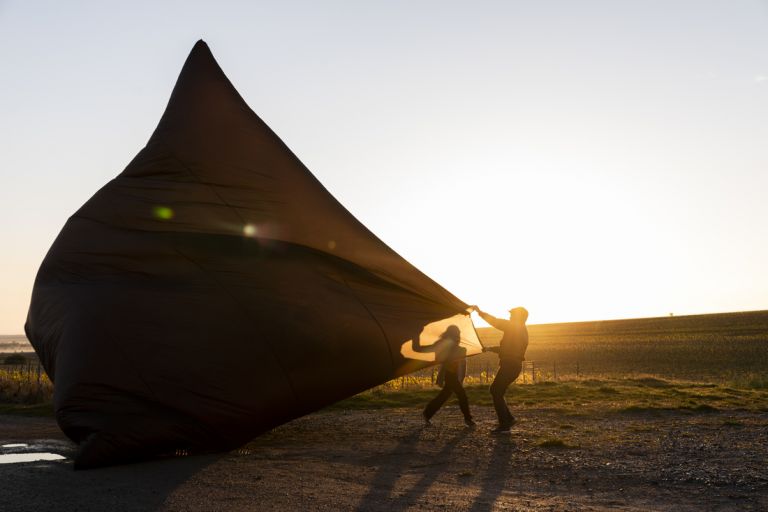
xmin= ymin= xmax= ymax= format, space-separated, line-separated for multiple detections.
xmin=477 ymin=309 xmax=768 ymax=344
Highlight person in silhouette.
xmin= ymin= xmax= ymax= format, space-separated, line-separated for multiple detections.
xmin=413 ymin=325 xmax=475 ymax=427
xmin=472 ymin=306 xmax=529 ymax=433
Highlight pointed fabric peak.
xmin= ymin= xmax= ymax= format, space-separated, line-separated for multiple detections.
xmin=152 ymin=39 xmax=255 ymax=152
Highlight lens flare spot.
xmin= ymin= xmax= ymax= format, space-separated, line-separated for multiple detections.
xmin=153 ymin=206 xmax=174 ymax=220
xmin=243 ymin=224 xmax=257 ymax=237
xmin=327 ymin=240 xmax=336 ymax=250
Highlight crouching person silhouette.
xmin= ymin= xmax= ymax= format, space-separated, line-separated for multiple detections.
xmin=413 ymin=325 xmax=475 ymax=428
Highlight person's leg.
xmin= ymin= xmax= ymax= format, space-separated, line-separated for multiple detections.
xmin=489 ymin=363 xmax=521 ymax=427
xmin=424 ymin=385 xmax=452 ymax=421
xmin=502 ymin=362 xmax=522 ymax=424
xmin=444 ymin=372 xmax=473 ymax=424
xmin=489 ymin=367 xmax=511 ymax=426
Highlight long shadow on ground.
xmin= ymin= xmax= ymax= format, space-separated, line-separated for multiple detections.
xmin=469 ymin=433 xmax=518 ymax=511
xmin=356 ymin=427 xmax=470 ymax=511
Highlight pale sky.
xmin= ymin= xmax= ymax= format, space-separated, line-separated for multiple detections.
xmin=1 ymin=1 xmax=767 ymax=333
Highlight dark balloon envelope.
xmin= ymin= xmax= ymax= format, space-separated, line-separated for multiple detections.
xmin=26 ymin=41 xmax=482 ymax=469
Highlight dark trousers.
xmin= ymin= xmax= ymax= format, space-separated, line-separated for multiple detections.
xmin=424 ymin=371 xmax=472 ymax=421
xmin=490 ymin=361 xmax=522 ymax=426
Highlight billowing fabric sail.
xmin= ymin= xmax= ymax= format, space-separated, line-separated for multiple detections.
xmin=25 ymin=40 xmax=482 ymax=469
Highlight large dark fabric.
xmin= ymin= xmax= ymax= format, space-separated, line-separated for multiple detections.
xmin=25 ymin=41 xmax=481 ymax=469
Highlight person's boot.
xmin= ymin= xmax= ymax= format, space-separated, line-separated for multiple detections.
xmin=464 ymin=417 xmax=476 ymax=428
xmin=491 ymin=424 xmax=511 ymax=433
xmin=422 ymin=410 xmax=432 ymax=426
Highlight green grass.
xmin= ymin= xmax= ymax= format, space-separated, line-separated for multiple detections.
xmin=332 ymin=378 xmax=768 ymax=414
xmin=327 ymin=389 xmax=438 ymax=410
xmin=537 ymin=437 xmax=577 ymax=449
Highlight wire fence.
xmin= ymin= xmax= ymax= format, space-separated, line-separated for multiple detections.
xmin=379 ymin=357 xmax=587 ymax=391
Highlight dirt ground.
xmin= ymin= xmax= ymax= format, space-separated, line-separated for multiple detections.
xmin=1 ymin=405 xmax=766 ymax=511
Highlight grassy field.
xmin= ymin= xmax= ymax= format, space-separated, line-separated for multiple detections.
xmin=337 ymin=377 xmax=768 ymax=414
xmin=355 ymin=310 xmax=768 ymax=419
xmin=515 ymin=309 xmax=768 ymax=383
xmin=386 ymin=309 xmax=768 ymax=390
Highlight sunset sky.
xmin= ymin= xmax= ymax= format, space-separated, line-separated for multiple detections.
xmin=1 ymin=1 xmax=767 ymax=333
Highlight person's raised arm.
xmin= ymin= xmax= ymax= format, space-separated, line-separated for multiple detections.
xmin=411 ymin=334 xmax=450 ymax=355
xmin=411 ymin=334 xmax=433 ymax=353
xmin=474 ymin=306 xmax=508 ymax=331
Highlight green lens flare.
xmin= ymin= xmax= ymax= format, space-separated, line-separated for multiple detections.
xmin=153 ymin=206 xmax=174 ymax=220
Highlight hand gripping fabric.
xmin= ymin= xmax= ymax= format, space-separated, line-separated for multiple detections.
xmin=25 ymin=41 xmax=482 ymax=469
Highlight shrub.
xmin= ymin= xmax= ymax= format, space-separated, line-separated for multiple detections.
xmin=3 ymin=354 xmax=26 ymax=365
xmin=0 ymin=366 xmax=53 ymax=404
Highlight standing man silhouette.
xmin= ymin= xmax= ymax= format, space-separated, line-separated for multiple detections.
xmin=472 ymin=306 xmax=529 ymax=433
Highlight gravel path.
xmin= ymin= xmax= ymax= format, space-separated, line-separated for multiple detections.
xmin=1 ymin=406 xmax=766 ymax=511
